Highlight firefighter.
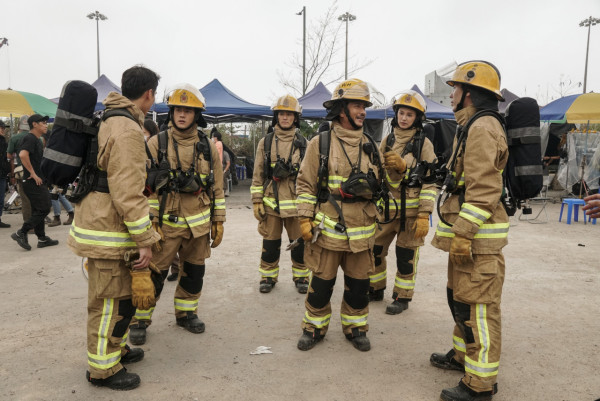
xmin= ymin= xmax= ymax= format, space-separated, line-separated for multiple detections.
xmin=250 ymin=95 xmax=309 ymax=294
xmin=430 ymin=61 xmax=509 ymax=401
xmin=128 ymin=84 xmax=225 ymax=345
xmin=295 ymin=79 xmax=402 ymax=352
xmin=368 ymin=90 xmax=437 ymax=315
xmin=67 ymin=66 xmax=162 ymax=390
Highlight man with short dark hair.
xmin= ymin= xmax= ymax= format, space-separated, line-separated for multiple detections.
xmin=11 ymin=114 xmax=58 ymax=249
xmin=68 ymin=65 xmax=162 ymax=391
xmin=0 ymin=120 xmax=11 ymax=228
xmin=6 ymin=115 xmax=33 ymax=222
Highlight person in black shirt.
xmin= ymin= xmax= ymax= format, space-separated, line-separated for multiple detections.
xmin=0 ymin=120 xmax=10 ymax=228
xmin=11 ymin=114 xmax=58 ymax=250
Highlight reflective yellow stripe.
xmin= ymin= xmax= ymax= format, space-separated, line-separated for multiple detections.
xmin=385 ymin=172 xmax=401 ymax=189
xmin=395 ymin=276 xmax=415 ymax=289
xmin=174 ymin=298 xmax=198 ymax=311
xmin=214 ymin=198 xmax=226 ymax=210
xmin=419 ymin=189 xmax=437 ymax=202
xmin=292 ymin=267 xmax=310 ymax=278
xmin=303 ymin=312 xmax=331 ymax=328
xmin=186 ymin=210 xmax=211 ymax=228
xmin=134 ymin=307 xmax=155 ymax=321
xmin=161 ymin=214 xmax=188 ymax=228
xmin=328 ymin=175 xmax=343 ymax=189
xmin=476 ymin=303 xmax=491 ymax=363
xmin=340 ymin=313 xmax=368 ymax=327
xmin=97 ymin=298 xmax=114 ymax=356
xmin=250 ymin=186 xmax=264 ymax=194
xmin=148 ymin=199 xmax=159 ymax=210
xmin=278 ymin=199 xmax=297 ymax=210
xmin=70 ymin=225 xmax=136 ymax=247
xmin=259 ymin=266 xmax=279 ymax=278
xmin=464 ymin=356 xmax=499 ymax=378
xmin=297 ymin=193 xmax=317 ymax=204
xmin=369 ymin=270 xmax=386 ymax=284
xmin=87 ymin=349 xmax=121 ymax=370
xmin=459 ymin=203 xmax=492 ymax=227
xmin=313 ymin=212 xmax=375 ymax=241
xmin=453 ymin=335 xmax=466 ymax=353
xmin=124 ymin=215 xmax=152 ymax=235
xmin=346 ymin=223 xmax=376 ymax=240
xmin=263 ymin=197 xmax=278 ymax=210
xmin=120 ymin=331 xmax=128 ymax=348
xmin=435 ymin=222 xmax=509 ymax=239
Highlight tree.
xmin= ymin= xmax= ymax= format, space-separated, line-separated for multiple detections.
xmin=278 ymin=2 xmax=374 ymax=97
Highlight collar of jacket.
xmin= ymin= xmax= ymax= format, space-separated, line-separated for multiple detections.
xmin=454 ymin=105 xmax=477 ymax=126
xmin=332 ymin=122 xmax=362 ymax=146
xmin=274 ymin=126 xmax=295 ymax=141
xmin=169 ymin=123 xmax=198 ymax=145
xmin=393 ymin=127 xmax=417 ymax=146
xmin=103 ymin=92 xmax=145 ymax=126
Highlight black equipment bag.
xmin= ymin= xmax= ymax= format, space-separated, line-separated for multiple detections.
xmin=41 ymin=81 xmax=98 ymax=187
xmin=504 ymin=97 xmax=543 ymax=202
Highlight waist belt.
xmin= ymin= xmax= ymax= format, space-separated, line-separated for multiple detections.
xmin=93 ymin=170 xmax=110 ymax=193
xmin=330 ymin=193 xmax=370 ymax=203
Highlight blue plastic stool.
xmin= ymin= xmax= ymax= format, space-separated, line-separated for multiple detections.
xmin=559 ymin=198 xmax=587 ymax=224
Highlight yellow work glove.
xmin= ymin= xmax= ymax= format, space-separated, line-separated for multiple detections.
xmin=412 ymin=213 xmax=430 ymax=240
xmin=383 ymin=151 xmax=407 ymax=174
xmin=210 ymin=221 xmax=224 ymax=248
xmin=299 ymin=218 xmax=314 ymax=242
xmin=253 ymin=202 xmax=266 ymax=221
xmin=449 ymin=235 xmax=474 ymax=265
xmin=131 ymin=269 xmax=155 ymax=310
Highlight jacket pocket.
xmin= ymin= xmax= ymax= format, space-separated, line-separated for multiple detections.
xmin=304 ymin=243 xmax=324 ymax=274
xmin=453 ymin=254 xmax=502 ymax=304
xmin=92 ymin=259 xmax=131 ymax=299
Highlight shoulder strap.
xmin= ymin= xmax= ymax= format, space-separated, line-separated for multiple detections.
xmin=294 ymin=131 xmax=308 ymax=160
xmin=463 ymin=110 xmax=505 ymax=136
xmin=157 ymin=130 xmax=169 ymax=165
xmin=386 ymin=132 xmax=395 ymax=151
xmin=316 ymin=129 xmax=331 ymax=203
xmin=263 ymin=132 xmax=275 ymax=178
xmin=102 ymin=108 xmax=137 ymax=124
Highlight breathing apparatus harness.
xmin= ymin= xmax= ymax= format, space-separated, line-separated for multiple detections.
xmin=262 ymin=129 xmax=307 ymax=213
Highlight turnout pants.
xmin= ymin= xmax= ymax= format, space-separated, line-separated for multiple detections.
xmin=301 ymin=242 xmax=374 ymax=336
xmin=87 ymin=258 xmax=134 ymax=379
xmin=369 ymin=216 xmax=423 ymax=300
xmin=131 ymin=231 xmax=210 ymax=326
xmin=257 ymin=214 xmax=308 ymax=283
xmin=20 ymin=180 xmax=51 ymax=238
xmin=447 ymin=253 xmax=505 ymax=393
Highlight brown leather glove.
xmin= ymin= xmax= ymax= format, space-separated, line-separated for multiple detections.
xmin=383 ymin=151 xmax=407 ymax=174
xmin=412 ymin=213 xmax=430 ymax=240
xmin=449 ymin=235 xmax=474 ymax=265
xmin=299 ymin=218 xmax=314 ymax=242
xmin=210 ymin=221 xmax=224 ymax=248
xmin=253 ymin=202 xmax=266 ymax=221
xmin=131 ymin=269 xmax=155 ymax=310
xmin=151 ymin=220 xmax=164 ymax=252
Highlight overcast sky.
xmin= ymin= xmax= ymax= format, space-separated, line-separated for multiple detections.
xmin=1 ymin=0 xmax=599 ymax=107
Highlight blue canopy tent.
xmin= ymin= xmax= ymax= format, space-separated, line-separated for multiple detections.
xmin=92 ymin=74 xmax=121 ymax=111
xmin=152 ymin=79 xmax=271 ymax=123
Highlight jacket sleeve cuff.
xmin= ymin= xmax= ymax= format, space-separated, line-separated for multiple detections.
xmin=133 ymin=229 xmax=161 ymax=248
xmin=451 ymin=217 xmax=479 ymax=240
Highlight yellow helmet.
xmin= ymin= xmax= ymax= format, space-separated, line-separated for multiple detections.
xmin=392 ymin=90 xmax=427 ymax=114
xmin=323 ymin=78 xmax=373 ymax=109
xmin=166 ymin=83 xmax=206 ymax=110
xmin=447 ymin=61 xmax=504 ymax=101
xmin=272 ymin=95 xmax=302 ymax=115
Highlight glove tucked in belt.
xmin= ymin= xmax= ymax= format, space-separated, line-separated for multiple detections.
xmin=449 ymin=234 xmax=473 ymax=265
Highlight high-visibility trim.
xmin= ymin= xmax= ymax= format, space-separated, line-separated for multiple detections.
xmin=453 ymin=335 xmax=466 ymax=353
xmin=250 ymin=186 xmax=264 ymax=194
xmin=70 ymin=225 xmax=136 ymax=247
xmin=43 ymin=147 xmax=82 ymax=167
xmin=292 ymin=267 xmax=310 ymax=278
xmin=303 ymin=312 xmax=331 ymax=328
xmin=394 ymin=276 xmax=415 ymax=290
xmin=313 ymin=212 xmax=375 ymax=241
xmin=134 ymin=307 xmax=155 ymax=321
xmin=340 ymin=313 xmax=368 ymax=327
xmin=459 ymin=203 xmax=492 ymax=227
xmin=476 ymin=303 xmax=491 ymax=363
xmin=263 ymin=197 xmax=278 ymax=210
xmin=297 ymin=193 xmax=317 ymax=205
xmin=515 ymin=165 xmax=544 ymax=176
xmin=328 ymin=175 xmax=343 ymax=189
xmin=464 ymin=356 xmax=499 ymax=378
xmin=435 ymin=222 xmax=509 ymax=239
xmin=259 ymin=266 xmax=279 ymax=278
xmin=87 ymin=349 xmax=121 ymax=370
xmin=148 ymin=199 xmax=159 ymax=210
xmin=385 ymin=172 xmax=401 ymax=189
xmin=278 ymin=199 xmax=297 ymax=210
xmin=419 ymin=189 xmax=437 ymax=202
xmin=369 ymin=270 xmax=386 ymax=284
xmin=161 ymin=214 xmax=189 ymax=228
xmin=186 ymin=210 xmax=211 ymax=228
xmin=198 ymin=173 xmax=209 ymax=187
xmin=214 ymin=198 xmax=226 ymax=210
xmin=345 ymin=223 xmax=376 ymax=240
xmin=120 ymin=331 xmax=128 ymax=348
xmin=97 ymin=298 xmax=114 ymax=357
xmin=174 ymin=298 xmax=198 ymax=312
xmin=124 ymin=215 xmax=152 ymax=235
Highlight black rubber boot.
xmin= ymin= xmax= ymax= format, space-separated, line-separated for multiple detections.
xmin=430 ymin=349 xmax=465 ymax=371
xmin=345 ymin=330 xmax=371 ymax=352
xmin=369 ymin=288 xmax=384 ymax=302
xmin=37 ymin=236 xmax=59 ymax=248
xmin=11 ymin=230 xmax=31 ymax=250
xmin=176 ymin=311 xmax=205 ymax=333
xmin=129 ymin=322 xmax=148 ymax=346
xmin=440 ymin=381 xmax=496 ymax=401
xmin=86 ymin=368 xmax=140 ymax=391
xmin=297 ymin=329 xmax=323 ymax=351
xmin=386 ymin=299 xmax=409 ymax=315
xmin=294 ymin=278 xmax=309 ymax=294
xmin=0 ymin=219 xmax=11 ymax=228
xmin=259 ymin=278 xmax=275 ymax=293
xmin=120 ymin=345 xmax=144 ymax=364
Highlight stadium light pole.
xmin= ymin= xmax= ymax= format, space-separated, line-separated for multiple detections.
xmin=579 ymin=16 xmax=599 ymax=93
xmin=297 ymin=7 xmax=306 ymax=95
xmin=87 ymin=11 xmax=108 ymax=79
xmin=338 ymin=12 xmax=356 ymax=80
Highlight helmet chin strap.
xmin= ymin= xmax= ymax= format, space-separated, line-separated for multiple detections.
xmin=343 ymin=102 xmax=361 ymax=130
xmin=455 ymin=87 xmax=468 ymax=112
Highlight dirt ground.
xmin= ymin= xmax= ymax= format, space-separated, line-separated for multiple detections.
xmin=1 ymin=180 xmax=599 ymax=401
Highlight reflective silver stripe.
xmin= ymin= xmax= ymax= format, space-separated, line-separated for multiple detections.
xmin=42 ymin=147 xmax=82 ymax=167
xmin=135 ymin=308 xmax=154 ymax=320
xmin=70 ymin=227 xmax=135 ymax=244
xmin=125 ymin=219 xmax=151 ymax=233
xmin=478 ymin=304 xmax=489 ymax=363
xmin=56 ymin=108 xmax=94 ymax=126
xmin=88 ymin=352 xmax=121 ymax=367
xmin=464 ymin=359 xmax=499 ymax=375
xmin=186 ymin=212 xmax=210 ymax=226
xmin=459 ymin=207 xmax=488 ymax=225
xmin=507 ymin=127 xmax=540 ymax=142
xmin=98 ymin=299 xmax=113 ymax=355
xmin=340 ymin=314 xmax=368 ymax=326
xmin=514 ymin=165 xmax=543 ymax=176
xmin=303 ymin=312 xmax=330 ymax=328
xmin=174 ymin=299 xmax=198 ymax=311
xmin=298 ymin=194 xmax=317 ymax=203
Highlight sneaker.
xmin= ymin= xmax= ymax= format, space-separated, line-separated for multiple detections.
xmin=37 ymin=236 xmax=59 ymax=248
xmin=129 ymin=322 xmax=148 ymax=345
xmin=0 ymin=220 xmax=11 ymax=228
xmin=297 ymin=329 xmax=323 ymax=351
xmin=86 ymin=368 xmax=140 ymax=391
xmin=11 ymin=230 xmax=31 ymax=250
xmin=430 ymin=349 xmax=465 ymax=371
xmin=176 ymin=311 xmax=205 ymax=334
xmin=294 ymin=279 xmax=309 ymax=294
xmin=345 ymin=330 xmax=371 ymax=352
xmin=121 ymin=345 xmax=144 ymax=364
